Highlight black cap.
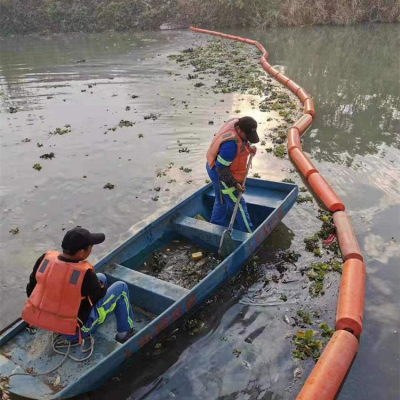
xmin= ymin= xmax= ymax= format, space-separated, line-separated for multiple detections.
xmin=236 ymin=116 xmax=259 ymax=143
xmin=62 ymin=226 xmax=105 ymax=253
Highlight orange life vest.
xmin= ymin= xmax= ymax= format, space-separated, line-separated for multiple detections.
xmin=21 ymin=251 xmax=93 ymax=335
xmin=206 ymin=119 xmax=251 ymax=184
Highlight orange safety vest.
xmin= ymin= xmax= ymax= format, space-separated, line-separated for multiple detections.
xmin=21 ymin=251 xmax=93 ymax=335
xmin=206 ymin=119 xmax=251 ymax=184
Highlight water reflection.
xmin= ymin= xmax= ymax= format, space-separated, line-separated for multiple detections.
xmin=246 ymin=24 xmax=400 ymax=164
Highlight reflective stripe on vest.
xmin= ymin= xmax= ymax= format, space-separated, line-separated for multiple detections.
xmin=206 ymin=119 xmax=251 ymax=183
xmin=21 ymin=251 xmax=93 ymax=335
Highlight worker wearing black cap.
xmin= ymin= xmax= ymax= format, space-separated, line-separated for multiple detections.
xmin=22 ymin=227 xmax=135 ymax=344
xmin=206 ymin=116 xmax=259 ymax=233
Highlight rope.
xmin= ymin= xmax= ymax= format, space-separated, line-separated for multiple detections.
xmin=9 ymin=332 xmax=94 ymax=378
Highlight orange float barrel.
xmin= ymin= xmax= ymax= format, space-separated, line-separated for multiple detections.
xmin=267 ymin=66 xmax=280 ymax=77
xmin=333 ymin=212 xmax=363 ymax=261
xmin=286 ymin=80 xmax=301 ymax=94
xmin=287 ymin=128 xmax=301 ymax=153
xmin=308 ymin=173 xmax=345 ymax=212
xmin=336 ymin=259 xmax=365 ymax=336
xmin=292 ymin=114 xmax=313 ymax=135
xmin=297 ymin=88 xmax=311 ymax=103
xmin=290 ymin=148 xmax=318 ymax=178
xmin=276 ymin=73 xmax=290 ymax=85
xmin=254 ymin=41 xmax=266 ymax=53
xmin=304 ymin=98 xmax=315 ymax=117
xmin=296 ymin=330 xmax=359 ymax=400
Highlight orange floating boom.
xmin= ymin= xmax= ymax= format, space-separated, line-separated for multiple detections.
xmin=336 ymin=259 xmax=366 ymax=336
xmin=292 ymin=114 xmax=313 ymax=135
xmin=308 ymin=173 xmax=345 ymax=212
xmin=304 ymin=98 xmax=316 ymax=117
xmin=333 ymin=212 xmax=363 ymax=261
xmin=290 ymin=148 xmax=318 ymax=178
xmin=286 ymin=79 xmax=301 ymax=94
xmin=296 ymin=330 xmax=359 ymax=400
xmin=287 ymin=128 xmax=301 ymax=153
xmin=297 ymin=88 xmax=311 ymax=103
xmin=189 ymin=26 xmax=365 ymax=400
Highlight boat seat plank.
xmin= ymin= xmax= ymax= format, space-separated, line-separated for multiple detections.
xmin=172 ymin=214 xmax=251 ymax=249
xmin=204 ymin=186 xmax=285 ymax=210
xmin=103 ymin=263 xmax=189 ymax=315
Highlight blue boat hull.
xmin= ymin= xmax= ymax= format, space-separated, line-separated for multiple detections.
xmin=0 ymin=179 xmax=297 ymax=399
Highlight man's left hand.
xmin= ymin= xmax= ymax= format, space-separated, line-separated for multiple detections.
xmin=249 ymin=145 xmax=257 ymax=155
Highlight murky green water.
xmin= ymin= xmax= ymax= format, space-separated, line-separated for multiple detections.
xmin=1 ymin=25 xmax=399 ymax=399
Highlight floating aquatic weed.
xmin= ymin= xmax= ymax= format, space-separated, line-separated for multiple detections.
xmin=33 ymin=163 xmax=42 ymax=171
xmin=281 ymin=249 xmax=301 ymax=263
xmin=253 ymin=173 xmax=261 ymax=178
xmin=144 ymin=113 xmax=159 ymax=120
xmin=40 ymin=152 xmax=55 ymax=160
xmin=296 ymin=194 xmax=314 ymax=204
xmin=37 ymin=143 xmax=43 ymax=147
xmin=232 ymin=348 xmax=242 ymax=358
xmin=154 ymin=187 xmax=161 ymax=192
xmin=304 ymin=235 xmax=319 ymax=252
xmin=319 ymin=322 xmax=334 ymax=338
xmin=152 ymin=196 xmax=159 ymax=201
xmin=296 ymin=310 xmax=313 ymax=325
xmin=280 ymin=294 xmax=288 ymax=302
xmin=299 ymin=186 xmax=308 ymax=192
xmin=179 ymin=166 xmax=192 ymax=173
xmin=103 ymin=183 xmax=115 ymax=190
xmin=9 ymin=227 xmax=19 ymax=235
xmin=274 ymin=144 xmax=286 ymax=158
xmin=271 ymin=102 xmax=283 ymax=111
xmin=282 ymin=178 xmax=295 ymax=184
xmin=179 ymin=147 xmax=190 ymax=153
xmin=9 ymin=106 xmax=17 ymax=113
xmin=21 ymin=138 xmax=31 ymax=143
xmin=292 ymin=329 xmax=322 ymax=361
xmin=261 ymin=140 xmax=266 ymax=146
xmin=119 ymin=120 xmax=134 ymax=127
xmin=138 ymin=133 xmax=144 ymax=138
xmin=50 ymin=125 xmax=71 ymax=136
xmin=205 ymin=179 xmax=210 ymax=184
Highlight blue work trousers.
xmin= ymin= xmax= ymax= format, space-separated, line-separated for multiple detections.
xmin=206 ymin=163 xmax=253 ymax=233
xmin=64 ymin=278 xmax=134 ymax=341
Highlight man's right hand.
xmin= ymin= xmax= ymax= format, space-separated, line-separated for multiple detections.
xmin=235 ymin=183 xmax=245 ymax=193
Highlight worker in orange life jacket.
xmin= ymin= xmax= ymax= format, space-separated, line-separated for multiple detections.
xmin=22 ymin=226 xmax=135 ymax=343
xmin=206 ymin=116 xmax=259 ymax=233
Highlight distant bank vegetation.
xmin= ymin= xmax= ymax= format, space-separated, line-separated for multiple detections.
xmin=0 ymin=0 xmax=398 ymax=35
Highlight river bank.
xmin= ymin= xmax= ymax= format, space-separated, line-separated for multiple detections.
xmin=0 ymin=0 xmax=398 ymax=36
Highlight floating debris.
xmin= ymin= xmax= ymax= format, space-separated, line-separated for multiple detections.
xmin=179 ymin=147 xmax=190 ymax=153
xmin=144 ymin=113 xmax=159 ymax=120
xmin=125 ymin=106 xmax=131 ymax=111
xmin=21 ymin=138 xmax=31 ymax=143
xmin=103 ymin=183 xmax=115 ymax=190
xmin=40 ymin=152 xmax=55 ymax=160
xmin=9 ymin=106 xmax=18 ymax=113
xmin=232 ymin=348 xmax=242 ymax=358
xmin=179 ymin=166 xmax=192 ymax=173
xmin=297 ymin=194 xmax=313 ymax=203
xmin=119 ymin=120 xmax=134 ymax=127
xmin=131 ymin=95 xmax=139 ymax=99
xmin=50 ymin=125 xmax=71 ymax=136
xmin=76 ymin=59 xmax=86 ymax=63
xmin=282 ymin=178 xmax=295 ymax=183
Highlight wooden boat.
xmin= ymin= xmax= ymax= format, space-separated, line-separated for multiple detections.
xmin=0 ymin=179 xmax=297 ymax=399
